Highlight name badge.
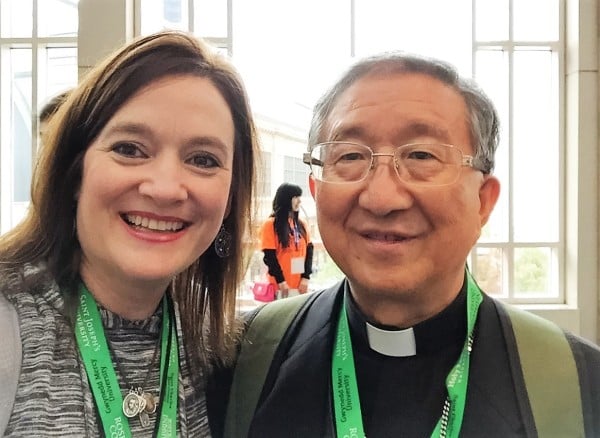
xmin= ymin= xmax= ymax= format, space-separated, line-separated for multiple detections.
xmin=291 ymin=257 xmax=304 ymax=274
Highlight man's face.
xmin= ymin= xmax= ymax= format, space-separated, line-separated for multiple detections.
xmin=313 ymin=72 xmax=499 ymax=314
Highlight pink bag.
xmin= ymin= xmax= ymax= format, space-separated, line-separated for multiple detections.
xmin=252 ymin=281 xmax=276 ymax=302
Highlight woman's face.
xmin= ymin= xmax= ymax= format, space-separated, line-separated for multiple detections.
xmin=291 ymin=195 xmax=302 ymax=212
xmin=76 ymin=75 xmax=235 ymax=294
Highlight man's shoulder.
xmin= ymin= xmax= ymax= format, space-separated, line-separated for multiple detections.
xmin=565 ymin=330 xmax=600 ymax=360
xmin=492 ymin=299 xmax=600 ymax=351
xmin=245 ymin=283 xmax=342 ymax=351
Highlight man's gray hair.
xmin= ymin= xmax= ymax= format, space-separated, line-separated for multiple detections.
xmin=308 ymin=52 xmax=499 ymax=173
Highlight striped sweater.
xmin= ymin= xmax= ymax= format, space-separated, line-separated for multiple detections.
xmin=2 ymin=263 xmax=211 ymax=437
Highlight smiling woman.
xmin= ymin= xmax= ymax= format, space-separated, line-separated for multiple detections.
xmin=0 ymin=30 xmax=259 ymax=437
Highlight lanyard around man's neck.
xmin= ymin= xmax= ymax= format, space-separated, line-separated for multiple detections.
xmin=74 ymin=284 xmax=180 ymax=437
xmin=331 ymin=272 xmax=483 ymax=438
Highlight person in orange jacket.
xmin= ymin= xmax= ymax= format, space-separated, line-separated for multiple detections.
xmin=260 ymin=183 xmax=314 ymax=299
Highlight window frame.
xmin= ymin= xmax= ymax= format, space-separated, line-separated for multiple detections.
xmin=470 ymin=0 xmax=566 ymax=305
xmin=0 ymin=0 xmax=78 ymax=233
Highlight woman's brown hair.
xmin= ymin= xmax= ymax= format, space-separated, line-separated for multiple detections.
xmin=0 ymin=30 xmax=259 ymax=368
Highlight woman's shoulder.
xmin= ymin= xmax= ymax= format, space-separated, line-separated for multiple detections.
xmin=0 ymin=261 xmax=52 ymax=292
xmin=0 ymin=262 xmax=64 ymax=314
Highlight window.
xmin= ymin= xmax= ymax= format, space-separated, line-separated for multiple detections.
xmin=471 ymin=0 xmax=562 ymax=303
xmin=0 ymin=0 xmax=78 ymax=233
xmin=137 ymin=0 xmax=566 ymax=304
xmin=0 ymin=0 xmax=592 ymax=334
xmin=283 ymin=156 xmax=309 ymax=195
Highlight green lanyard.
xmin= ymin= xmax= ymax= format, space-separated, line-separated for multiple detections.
xmin=331 ymin=272 xmax=482 ymax=438
xmin=75 ymin=284 xmax=179 ymax=437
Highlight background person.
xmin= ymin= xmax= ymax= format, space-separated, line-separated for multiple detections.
xmin=38 ymin=89 xmax=71 ymax=144
xmin=225 ymin=52 xmax=600 ymax=437
xmin=0 ymin=30 xmax=259 ymax=437
xmin=260 ymin=182 xmax=313 ymax=298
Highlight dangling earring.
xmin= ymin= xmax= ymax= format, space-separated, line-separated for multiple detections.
xmin=214 ymin=224 xmax=231 ymax=258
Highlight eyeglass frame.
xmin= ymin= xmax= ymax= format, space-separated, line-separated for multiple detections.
xmin=302 ymin=141 xmax=485 ymax=186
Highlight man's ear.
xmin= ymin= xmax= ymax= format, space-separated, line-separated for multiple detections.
xmin=309 ymin=174 xmax=316 ymax=199
xmin=479 ymin=175 xmax=500 ymax=227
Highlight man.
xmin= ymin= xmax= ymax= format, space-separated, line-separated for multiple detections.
xmin=215 ymin=53 xmax=600 ymax=437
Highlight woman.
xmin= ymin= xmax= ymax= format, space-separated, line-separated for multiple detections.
xmin=260 ymin=183 xmax=314 ymax=299
xmin=0 ymin=30 xmax=259 ymax=437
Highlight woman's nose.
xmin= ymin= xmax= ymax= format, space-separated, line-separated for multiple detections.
xmin=138 ymin=159 xmax=188 ymax=203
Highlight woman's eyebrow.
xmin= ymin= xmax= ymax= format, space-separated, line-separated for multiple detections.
xmin=103 ymin=122 xmax=231 ymax=149
xmin=102 ymin=121 xmax=153 ymax=138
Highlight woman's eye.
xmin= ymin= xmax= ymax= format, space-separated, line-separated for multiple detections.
xmin=187 ymin=153 xmax=221 ymax=169
xmin=111 ymin=142 xmax=146 ymax=158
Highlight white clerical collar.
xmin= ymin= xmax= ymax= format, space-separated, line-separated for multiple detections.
xmin=365 ymin=322 xmax=416 ymax=357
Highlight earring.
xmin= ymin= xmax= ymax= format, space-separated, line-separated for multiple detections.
xmin=214 ymin=224 xmax=231 ymax=258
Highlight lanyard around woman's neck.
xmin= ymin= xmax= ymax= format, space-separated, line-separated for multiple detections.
xmin=74 ymin=284 xmax=179 ymax=437
xmin=331 ymin=272 xmax=483 ymax=438
xmin=288 ymin=217 xmax=301 ymax=248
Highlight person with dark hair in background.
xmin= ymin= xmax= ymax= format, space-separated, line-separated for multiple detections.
xmin=220 ymin=51 xmax=600 ymax=437
xmin=38 ymin=90 xmax=71 ymax=142
xmin=0 ymin=30 xmax=259 ymax=437
xmin=260 ymin=182 xmax=314 ymax=299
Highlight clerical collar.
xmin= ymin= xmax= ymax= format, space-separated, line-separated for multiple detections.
xmin=344 ymin=280 xmax=467 ymax=357
xmin=364 ymin=321 xmax=416 ymax=356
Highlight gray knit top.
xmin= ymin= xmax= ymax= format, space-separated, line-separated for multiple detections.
xmin=1 ymin=263 xmax=211 ymax=437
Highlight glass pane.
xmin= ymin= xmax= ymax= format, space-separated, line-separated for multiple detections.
xmin=140 ymin=0 xmax=190 ymax=34
xmin=231 ymin=0 xmax=349 ymax=126
xmin=355 ymin=0 xmax=473 ymax=75
xmin=258 ymin=150 xmax=271 ymax=198
xmin=473 ymin=247 xmax=504 ymax=296
xmin=512 ymin=50 xmax=559 ymax=242
xmin=42 ymin=47 xmax=78 ymax=97
xmin=194 ymin=0 xmax=227 ymax=38
xmin=38 ymin=47 xmax=78 ymax=148
xmin=38 ymin=0 xmax=79 ymax=37
xmin=284 ymin=156 xmax=309 ymax=194
xmin=475 ymin=49 xmax=509 ymax=242
xmin=475 ymin=0 xmax=508 ymax=41
xmin=514 ymin=247 xmax=552 ymax=296
xmin=513 ymin=0 xmax=559 ymax=41
xmin=10 ymin=49 xmax=32 ymax=207
xmin=311 ymin=245 xmax=344 ymax=290
xmin=0 ymin=0 xmax=33 ymax=37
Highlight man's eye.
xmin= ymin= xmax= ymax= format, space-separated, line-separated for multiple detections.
xmin=407 ymin=150 xmax=436 ymax=160
xmin=338 ymin=152 xmax=366 ymax=162
xmin=111 ymin=142 xmax=145 ymax=158
xmin=187 ymin=153 xmax=221 ymax=168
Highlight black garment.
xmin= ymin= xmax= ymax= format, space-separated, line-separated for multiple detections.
xmin=208 ymin=280 xmax=600 ymax=437
xmin=262 ymin=244 xmax=314 ymax=283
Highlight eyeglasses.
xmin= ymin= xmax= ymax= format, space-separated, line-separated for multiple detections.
xmin=303 ymin=141 xmax=481 ymax=186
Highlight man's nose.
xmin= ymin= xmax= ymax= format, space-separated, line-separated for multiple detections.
xmin=358 ymin=153 xmax=413 ymax=215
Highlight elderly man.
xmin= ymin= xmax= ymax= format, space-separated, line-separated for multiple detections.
xmin=213 ymin=53 xmax=600 ymax=438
